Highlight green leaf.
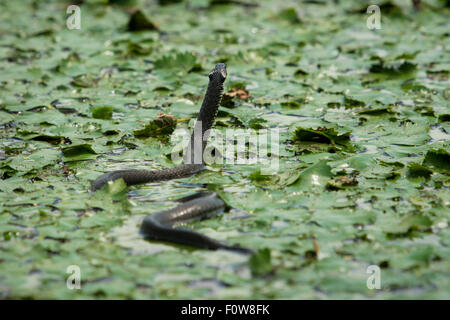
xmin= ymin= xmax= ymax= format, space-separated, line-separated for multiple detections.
xmin=384 ymin=214 xmax=433 ymax=235
xmin=62 ymin=144 xmax=97 ymax=162
xmin=248 ymin=118 xmax=267 ymax=130
xmin=93 ymin=178 xmax=129 ymax=202
xmin=92 ymin=106 xmax=113 ymax=120
xmin=407 ymin=162 xmax=433 ymax=179
xmin=277 ymin=8 xmax=301 ymax=24
xmin=133 ymin=113 xmax=177 ymax=142
xmin=423 ymin=148 xmax=450 ymax=174
xmin=290 ymin=159 xmax=333 ymax=190
xmin=153 ymin=51 xmax=197 ymax=71
xmin=292 ymin=127 xmax=354 ymax=153
xmin=127 ymin=10 xmax=159 ymax=31
xmin=249 ymin=248 xmax=272 ymax=277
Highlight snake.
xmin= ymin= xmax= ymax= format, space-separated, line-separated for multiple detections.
xmin=91 ymin=63 xmax=252 ymax=254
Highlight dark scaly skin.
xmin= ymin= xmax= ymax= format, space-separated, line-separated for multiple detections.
xmin=91 ymin=164 xmax=205 ymax=192
xmin=92 ymin=64 xmax=252 ymax=254
xmin=91 ymin=63 xmax=227 ymax=191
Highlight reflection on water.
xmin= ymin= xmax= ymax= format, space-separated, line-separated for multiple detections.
xmin=109 ymin=214 xmax=177 ymax=255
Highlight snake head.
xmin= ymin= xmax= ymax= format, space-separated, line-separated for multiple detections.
xmin=208 ymin=63 xmax=227 ymax=83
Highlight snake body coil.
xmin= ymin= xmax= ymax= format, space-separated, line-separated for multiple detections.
xmin=92 ymin=63 xmax=251 ymax=254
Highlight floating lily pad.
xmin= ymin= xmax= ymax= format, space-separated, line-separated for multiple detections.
xmin=249 ymin=248 xmax=272 ymax=277
xmin=127 ymin=10 xmax=159 ymax=31
xmin=153 ymin=51 xmax=197 ymax=71
xmin=62 ymin=144 xmax=97 ymax=162
xmin=92 ymin=106 xmax=113 ymax=120
xmin=423 ymin=148 xmax=450 ymax=174
xmin=133 ymin=113 xmax=177 ymax=142
xmin=292 ymin=127 xmax=354 ymax=153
